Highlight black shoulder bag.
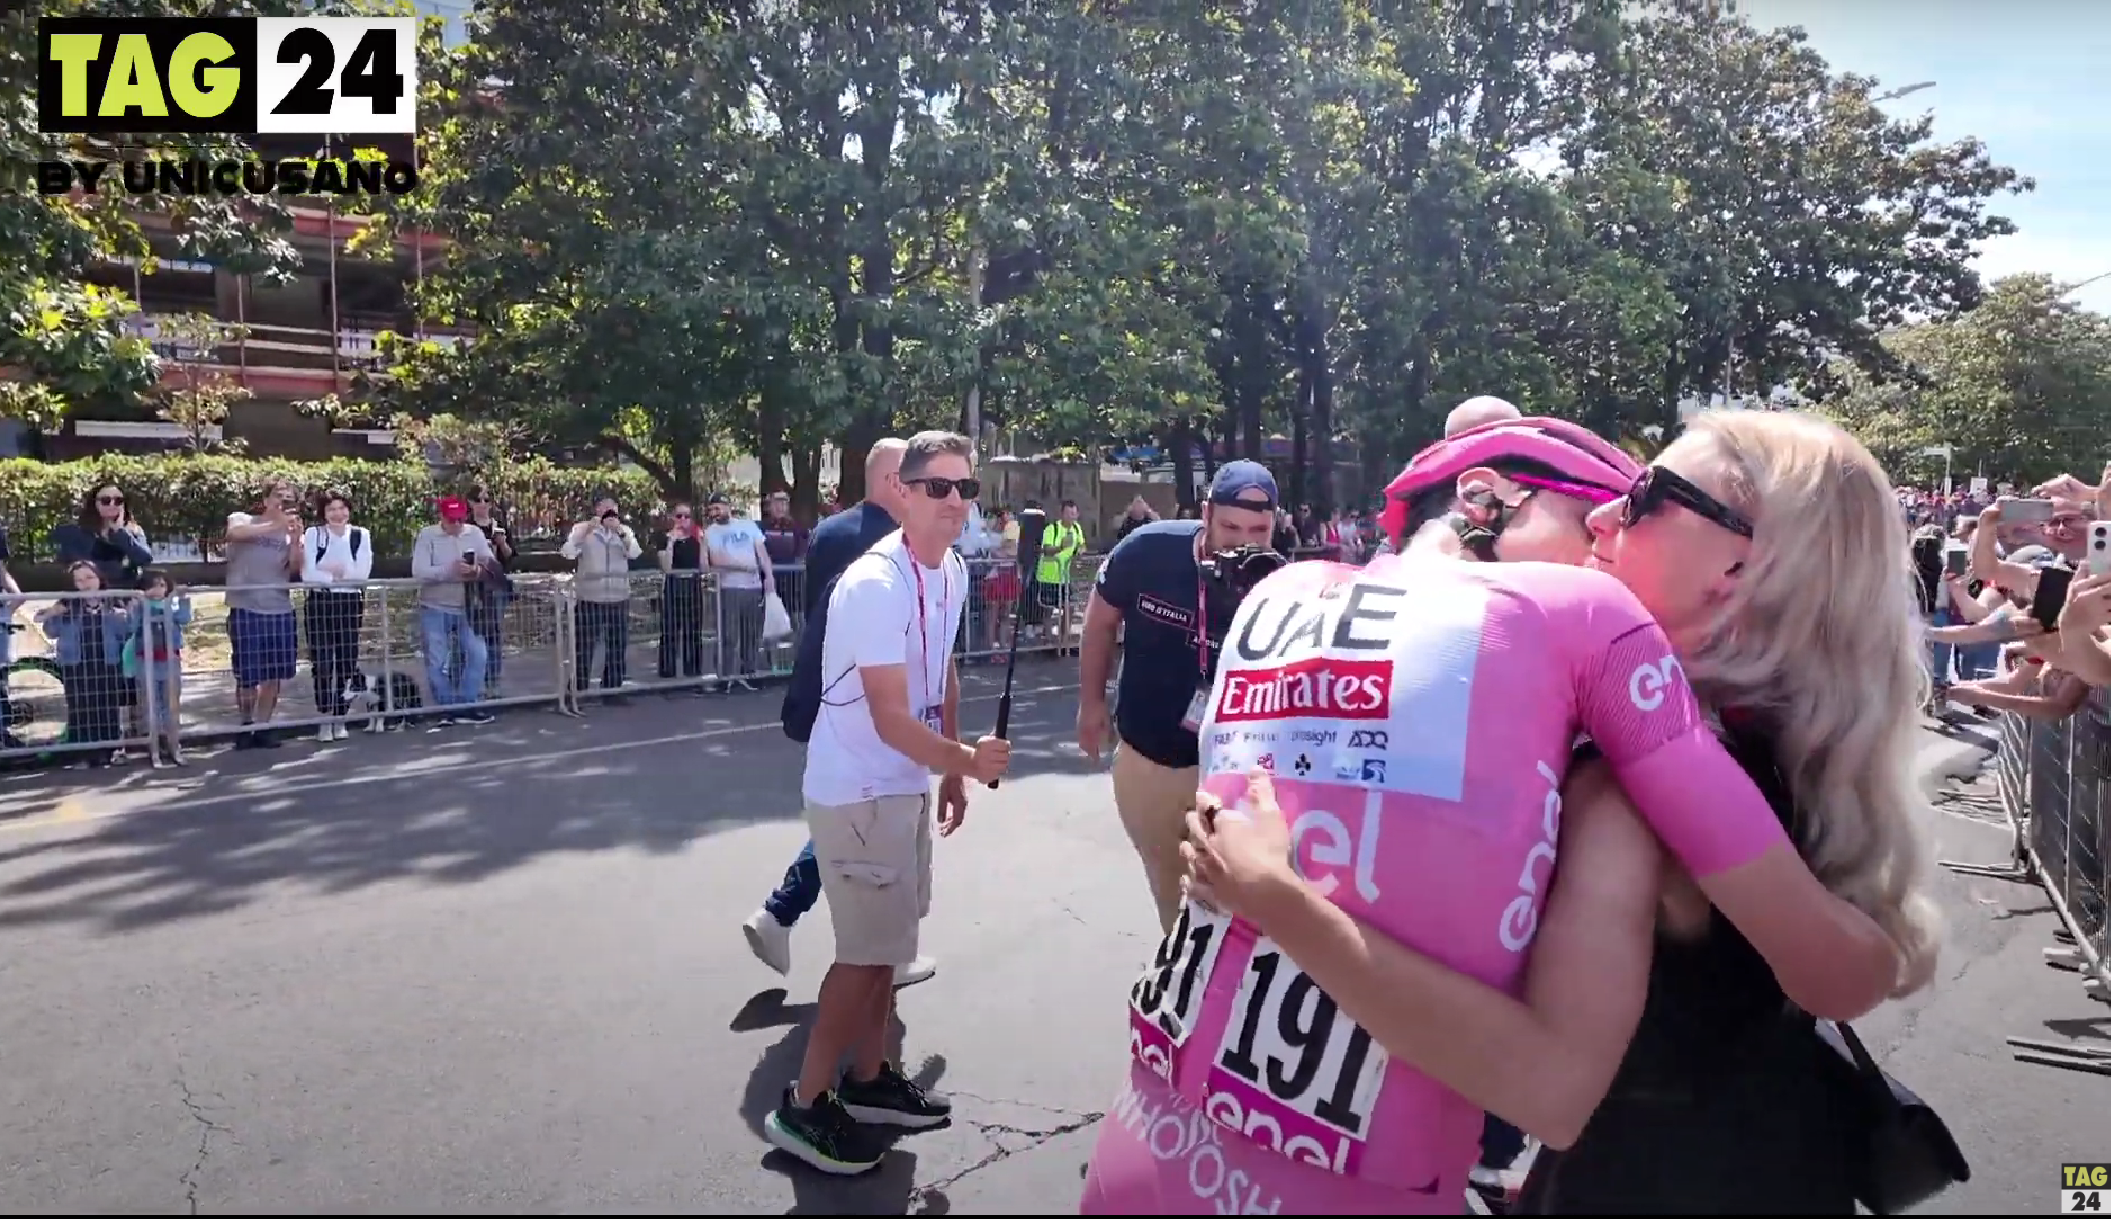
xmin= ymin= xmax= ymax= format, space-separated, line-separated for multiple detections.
xmin=1812 ymin=1017 xmax=1970 ymax=1213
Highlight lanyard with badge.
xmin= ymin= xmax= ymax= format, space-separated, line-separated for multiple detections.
xmin=907 ymin=555 xmax=946 ymax=733
xmin=1179 ymin=566 xmax=1212 ymax=734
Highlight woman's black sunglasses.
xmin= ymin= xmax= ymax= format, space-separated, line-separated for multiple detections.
xmin=1623 ymin=467 xmax=1754 ymax=538
xmin=904 ymin=476 xmax=982 ymax=501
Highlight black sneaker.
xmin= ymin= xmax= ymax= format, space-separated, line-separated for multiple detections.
xmin=836 ymin=1063 xmax=951 ymax=1129
xmin=762 ymin=1088 xmax=887 ymax=1175
xmin=454 ymin=710 xmax=495 ymax=726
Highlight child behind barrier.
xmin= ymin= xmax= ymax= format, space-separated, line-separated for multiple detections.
xmin=35 ymin=561 xmax=129 ymax=765
xmin=124 ymin=570 xmax=193 ymax=765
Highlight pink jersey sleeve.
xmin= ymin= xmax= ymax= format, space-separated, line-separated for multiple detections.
xmin=1542 ymin=566 xmax=1792 ymax=876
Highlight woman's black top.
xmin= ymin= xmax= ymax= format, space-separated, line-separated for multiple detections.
xmin=52 ymin=523 xmax=153 ymax=591
xmin=662 ymin=531 xmax=704 ymax=574
xmin=1514 ymin=724 xmax=1857 ymax=1214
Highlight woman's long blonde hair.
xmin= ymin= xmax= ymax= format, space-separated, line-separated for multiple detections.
xmin=1676 ymin=410 xmax=1940 ymax=996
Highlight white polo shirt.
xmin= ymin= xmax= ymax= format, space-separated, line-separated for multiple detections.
xmin=801 ymin=530 xmax=969 ymax=806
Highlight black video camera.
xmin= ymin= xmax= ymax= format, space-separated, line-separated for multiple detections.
xmin=1198 ymin=544 xmax=1288 ymax=604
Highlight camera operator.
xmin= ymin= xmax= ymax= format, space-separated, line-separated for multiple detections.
xmin=1076 ymin=460 xmax=1281 ymax=933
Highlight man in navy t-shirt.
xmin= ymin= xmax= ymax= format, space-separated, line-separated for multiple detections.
xmin=741 ymin=439 xmax=940 ymax=989
xmin=1076 ymin=460 xmax=1280 ymax=932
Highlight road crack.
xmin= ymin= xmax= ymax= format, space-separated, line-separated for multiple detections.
xmin=907 ymin=1091 xmax=1104 ymax=1210
xmin=175 ymin=1079 xmax=233 ymax=1216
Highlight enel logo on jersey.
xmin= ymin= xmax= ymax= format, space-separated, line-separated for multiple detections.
xmin=1627 ymin=654 xmax=1685 ymax=712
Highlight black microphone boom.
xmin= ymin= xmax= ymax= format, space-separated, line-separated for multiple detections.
xmin=989 ymin=507 xmax=1047 ymax=789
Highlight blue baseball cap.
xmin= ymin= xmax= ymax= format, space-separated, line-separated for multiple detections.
xmin=1209 ymin=460 xmax=1278 ymax=511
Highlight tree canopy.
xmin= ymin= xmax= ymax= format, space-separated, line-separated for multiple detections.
xmin=1822 ymin=274 xmax=2111 ymax=488
xmin=7 ymin=1 xmax=2040 ymax=512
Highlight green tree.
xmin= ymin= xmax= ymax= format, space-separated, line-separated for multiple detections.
xmin=1823 ymin=275 xmax=2111 ymax=485
xmin=1557 ymin=6 xmax=2029 ymax=433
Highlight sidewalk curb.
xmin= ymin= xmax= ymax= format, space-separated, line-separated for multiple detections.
xmin=1917 ymin=718 xmax=2000 ymax=802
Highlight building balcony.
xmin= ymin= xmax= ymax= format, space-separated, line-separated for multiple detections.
xmin=125 ymin=313 xmax=468 ymax=400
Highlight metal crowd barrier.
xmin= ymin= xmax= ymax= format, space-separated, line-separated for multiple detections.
xmin=0 ymin=552 xmax=1115 ymax=767
xmin=0 ymin=589 xmax=168 ymax=767
xmin=1956 ymin=697 xmax=2111 ymax=1056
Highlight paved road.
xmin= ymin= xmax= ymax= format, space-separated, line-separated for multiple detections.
xmin=0 ymin=674 xmax=2098 ymax=1214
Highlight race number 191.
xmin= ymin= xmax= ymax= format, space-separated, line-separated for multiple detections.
xmin=254 ymin=17 xmax=416 ymax=135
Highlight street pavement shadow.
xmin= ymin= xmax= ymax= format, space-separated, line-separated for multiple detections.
xmin=734 ymin=988 xmax=951 ymax=1215
xmin=0 ymin=673 xmax=1090 ymax=934
xmin=2045 ymin=1014 xmax=2111 ymax=1041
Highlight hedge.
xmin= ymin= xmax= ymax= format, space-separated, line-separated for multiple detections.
xmin=0 ymin=455 xmax=665 ymax=559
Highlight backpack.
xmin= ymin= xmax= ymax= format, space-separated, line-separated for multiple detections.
xmin=782 ymin=542 xmax=951 ymax=743
xmin=313 ymin=527 xmax=362 ymax=565
xmin=780 ymin=570 xmax=846 ymax=743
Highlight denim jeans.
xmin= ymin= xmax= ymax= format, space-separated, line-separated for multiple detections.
xmin=420 ymin=606 xmax=487 ymax=708
xmin=763 ymin=839 xmax=822 ymax=927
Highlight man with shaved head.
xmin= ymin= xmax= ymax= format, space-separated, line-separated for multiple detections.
xmin=1445 ymin=394 xmax=1522 ymax=436
xmin=742 ymin=438 xmax=940 ymax=988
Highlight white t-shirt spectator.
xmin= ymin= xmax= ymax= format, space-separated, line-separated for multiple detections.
xmin=705 ymin=516 xmax=768 ymax=591
xmin=802 ymin=530 xmax=968 ymax=806
xmin=299 ymin=524 xmax=374 ymax=589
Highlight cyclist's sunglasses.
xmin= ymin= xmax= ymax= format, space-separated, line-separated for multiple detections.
xmin=904 ymin=476 xmax=981 ymax=501
xmin=1623 ymin=466 xmax=1754 ymax=538
xmin=1507 ymin=473 xmax=1621 ymax=506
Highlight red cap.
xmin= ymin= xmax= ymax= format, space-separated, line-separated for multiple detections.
xmin=436 ymin=496 xmax=468 ymax=520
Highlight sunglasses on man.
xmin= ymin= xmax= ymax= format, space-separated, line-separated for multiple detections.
xmin=903 ymin=476 xmax=982 ymax=501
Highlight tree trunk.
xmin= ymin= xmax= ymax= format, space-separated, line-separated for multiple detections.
xmin=1170 ymin=416 xmax=1198 ymax=513
xmin=756 ymin=384 xmax=788 ymax=499
xmin=1290 ymin=409 xmax=1308 ymax=510
xmin=790 ymin=441 xmax=824 ymax=522
xmin=670 ymin=439 xmax=696 ymax=504
xmin=850 ymin=76 xmax=901 ymax=499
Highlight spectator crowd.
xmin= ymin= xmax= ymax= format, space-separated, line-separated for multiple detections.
xmin=1 ymin=474 xmax=1374 ymax=768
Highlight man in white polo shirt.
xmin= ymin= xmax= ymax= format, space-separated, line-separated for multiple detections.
xmin=763 ymin=429 xmax=1012 ymax=1176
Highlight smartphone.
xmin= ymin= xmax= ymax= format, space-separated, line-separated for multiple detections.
xmin=1943 ymin=545 xmax=1969 ymax=578
xmin=2030 ymin=564 xmax=2075 ymax=631
xmin=1999 ymin=497 xmax=2057 ymax=522
xmin=2090 ymin=521 xmax=2111 ymax=579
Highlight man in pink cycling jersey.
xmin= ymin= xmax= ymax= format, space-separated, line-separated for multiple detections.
xmin=1080 ymin=418 xmax=1903 ymax=1216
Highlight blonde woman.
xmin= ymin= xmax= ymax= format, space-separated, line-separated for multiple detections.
xmin=1170 ymin=411 xmax=1937 ymax=1214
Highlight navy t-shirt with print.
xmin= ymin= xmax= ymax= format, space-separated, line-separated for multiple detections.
xmin=1094 ymin=519 xmax=1234 ymax=770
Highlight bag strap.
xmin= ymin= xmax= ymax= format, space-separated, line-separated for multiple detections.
xmin=1832 ymin=1020 xmax=1882 ymax=1078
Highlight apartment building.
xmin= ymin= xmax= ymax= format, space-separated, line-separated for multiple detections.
xmin=31 ymin=1 xmax=476 ymax=462
xmin=34 ymin=129 xmax=458 ymax=463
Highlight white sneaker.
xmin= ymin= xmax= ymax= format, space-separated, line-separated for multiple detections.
xmin=893 ymin=956 xmax=938 ymax=988
xmin=742 ymin=909 xmax=793 ymax=975
xmin=316 ymin=723 xmax=335 ymax=742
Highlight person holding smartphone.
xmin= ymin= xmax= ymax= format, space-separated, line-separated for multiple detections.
xmin=223 ymin=481 xmax=307 ymax=748
xmin=562 ymin=495 xmax=642 ymax=699
xmin=410 ymin=497 xmax=497 ymax=726
xmin=465 ymin=484 xmax=514 ymax=698
xmin=657 ymin=502 xmax=709 ymax=685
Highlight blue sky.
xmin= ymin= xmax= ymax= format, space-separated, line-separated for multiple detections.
xmin=1740 ymin=1 xmax=2111 ymax=314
